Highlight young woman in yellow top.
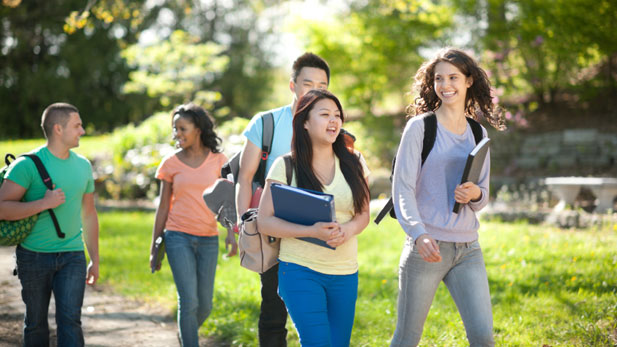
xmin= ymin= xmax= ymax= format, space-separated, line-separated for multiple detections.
xmin=258 ymin=89 xmax=370 ymax=347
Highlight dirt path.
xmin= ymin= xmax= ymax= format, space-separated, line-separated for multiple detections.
xmin=0 ymin=246 xmax=183 ymax=347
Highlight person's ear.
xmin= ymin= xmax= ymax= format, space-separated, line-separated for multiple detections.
xmin=53 ymin=123 xmax=63 ymax=137
xmin=466 ymin=76 xmax=473 ymax=88
xmin=289 ymin=79 xmax=295 ymax=93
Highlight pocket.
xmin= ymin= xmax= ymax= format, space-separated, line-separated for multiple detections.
xmin=16 ymin=246 xmax=37 ymax=267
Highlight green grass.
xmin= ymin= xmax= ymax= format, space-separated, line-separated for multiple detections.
xmin=0 ymin=135 xmax=109 ymax=159
xmin=97 ymin=211 xmax=617 ymax=346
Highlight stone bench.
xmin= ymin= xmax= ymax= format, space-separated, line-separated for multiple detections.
xmin=544 ymin=177 xmax=617 ymax=212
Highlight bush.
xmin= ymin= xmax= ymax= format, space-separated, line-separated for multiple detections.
xmin=94 ymin=112 xmax=175 ymax=200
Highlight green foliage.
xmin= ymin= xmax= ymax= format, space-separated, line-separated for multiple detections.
xmin=0 ymin=0 xmax=147 ymax=138
xmin=122 ymin=30 xmax=228 ymax=112
xmin=99 ymin=112 xmax=174 ymax=200
xmin=296 ymin=0 xmax=453 ymax=116
xmin=98 ymin=211 xmax=617 ymax=345
xmin=454 ymin=0 xmax=617 ymax=106
xmin=345 ymin=114 xmax=404 ymax=170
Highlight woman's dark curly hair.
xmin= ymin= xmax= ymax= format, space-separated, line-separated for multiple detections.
xmin=172 ymin=103 xmax=222 ymax=152
xmin=407 ymin=48 xmax=506 ymax=130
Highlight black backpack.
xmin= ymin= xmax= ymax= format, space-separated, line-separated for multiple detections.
xmin=221 ymin=112 xmax=274 ymax=192
xmin=373 ymin=113 xmax=483 ymax=224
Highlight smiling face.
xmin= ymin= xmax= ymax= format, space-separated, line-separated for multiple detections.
xmin=59 ymin=112 xmax=85 ymax=149
xmin=303 ymin=98 xmax=342 ymax=146
xmin=172 ymin=114 xmax=201 ymax=149
xmin=291 ymin=67 xmax=329 ymax=106
xmin=433 ymin=61 xmax=473 ymax=109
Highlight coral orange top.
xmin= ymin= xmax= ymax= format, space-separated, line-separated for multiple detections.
xmin=156 ymin=151 xmax=227 ymax=236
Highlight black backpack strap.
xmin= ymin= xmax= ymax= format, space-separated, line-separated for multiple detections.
xmin=466 ymin=117 xmax=484 ymax=144
xmin=22 ymin=154 xmax=65 ymax=239
xmin=282 ymin=154 xmax=293 ymax=185
xmin=421 ymin=113 xmax=437 ymax=165
xmin=375 ymin=113 xmax=437 ymax=225
xmin=5 ymin=153 xmax=16 ymax=166
xmin=254 ymin=112 xmax=274 ymax=187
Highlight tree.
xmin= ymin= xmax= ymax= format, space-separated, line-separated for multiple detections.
xmin=453 ymin=0 xmax=617 ymax=106
xmin=0 ymin=0 xmax=147 ymax=138
xmin=121 ymin=30 xmax=228 ymax=114
xmin=297 ymin=0 xmax=454 ymax=117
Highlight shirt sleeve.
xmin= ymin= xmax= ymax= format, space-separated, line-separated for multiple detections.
xmin=155 ymin=156 xmax=174 ymax=183
xmin=266 ymin=156 xmax=287 ymax=184
xmin=84 ymin=159 xmax=95 ymax=194
xmin=392 ymin=118 xmax=427 ymax=241
xmin=5 ymin=156 xmax=34 ymax=189
xmin=355 ymin=150 xmax=371 ymax=179
xmin=243 ymin=113 xmax=264 ymax=148
xmin=468 ymin=126 xmax=490 ymax=211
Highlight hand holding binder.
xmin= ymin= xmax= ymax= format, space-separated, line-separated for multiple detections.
xmin=270 ymin=182 xmax=337 ymax=249
xmin=453 ymin=137 xmax=490 ymax=213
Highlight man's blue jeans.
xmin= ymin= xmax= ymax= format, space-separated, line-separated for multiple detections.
xmin=390 ymin=239 xmax=494 ymax=347
xmin=16 ymin=245 xmax=87 ymax=347
xmin=164 ymin=230 xmax=218 ymax=347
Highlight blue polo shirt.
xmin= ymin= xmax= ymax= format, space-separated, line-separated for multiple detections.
xmin=243 ymin=105 xmax=293 ymax=175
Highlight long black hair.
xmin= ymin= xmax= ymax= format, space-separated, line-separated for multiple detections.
xmin=291 ymin=89 xmax=369 ymax=214
xmin=172 ymin=103 xmax=222 ymax=153
xmin=409 ymin=48 xmax=506 ymax=131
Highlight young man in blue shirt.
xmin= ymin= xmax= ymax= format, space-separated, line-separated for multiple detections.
xmin=236 ymin=52 xmax=330 ymax=346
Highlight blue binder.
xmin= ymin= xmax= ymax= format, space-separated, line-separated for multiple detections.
xmin=270 ymin=182 xmax=336 ymax=250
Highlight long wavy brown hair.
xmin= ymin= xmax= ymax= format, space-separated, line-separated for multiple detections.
xmin=291 ymin=89 xmax=369 ymax=214
xmin=407 ymin=48 xmax=506 ymax=131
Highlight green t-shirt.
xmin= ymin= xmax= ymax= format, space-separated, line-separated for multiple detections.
xmin=6 ymin=146 xmax=95 ymax=252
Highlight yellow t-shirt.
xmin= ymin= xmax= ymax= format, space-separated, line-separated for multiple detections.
xmin=266 ymin=152 xmax=370 ymax=275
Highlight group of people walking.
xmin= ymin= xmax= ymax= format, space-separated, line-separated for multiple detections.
xmin=0 ymin=47 xmax=505 ymax=347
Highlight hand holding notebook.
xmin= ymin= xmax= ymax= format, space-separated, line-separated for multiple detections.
xmin=270 ymin=182 xmax=337 ymax=249
xmin=453 ymin=137 xmax=490 ymax=213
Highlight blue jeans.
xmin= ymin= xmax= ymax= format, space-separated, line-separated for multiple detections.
xmin=278 ymin=261 xmax=358 ymax=347
xmin=16 ymin=245 xmax=87 ymax=347
xmin=164 ymin=230 xmax=218 ymax=347
xmin=390 ymin=239 xmax=494 ymax=347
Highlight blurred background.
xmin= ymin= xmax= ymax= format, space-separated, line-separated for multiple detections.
xmin=1 ymin=0 xmax=616 ymax=217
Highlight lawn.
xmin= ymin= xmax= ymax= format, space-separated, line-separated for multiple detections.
xmin=97 ymin=210 xmax=617 ymax=346
xmin=0 ymin=136 xmax=109 ymax=160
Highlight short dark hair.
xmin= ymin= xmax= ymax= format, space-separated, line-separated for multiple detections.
xmin=172 ymin=103 xmax=222 ymax=153
xmin=291 ymin=52 xmax=330 ymax=84
xmin=41 ymin=102 xmax=79 ymax=139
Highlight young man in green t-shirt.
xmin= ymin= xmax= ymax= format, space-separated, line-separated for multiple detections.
xmin=0 ymin=102 xmax=99 ymax=347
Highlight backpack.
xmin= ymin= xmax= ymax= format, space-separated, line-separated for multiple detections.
xmin=221 ymin=112 xmax=274 ymax=191
xmin=373 ymin=113 xmax=483 ymax=224
xmin=0 ymin=153 xmax=65 ymax=246
xmin=238 ymin=154 xmax=293 ymax=274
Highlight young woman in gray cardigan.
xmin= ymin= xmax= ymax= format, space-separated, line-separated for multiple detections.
xmin=390 ymin=48 xmax=506 ymax=347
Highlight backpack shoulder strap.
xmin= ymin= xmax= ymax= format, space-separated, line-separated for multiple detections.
xmin=466 ymin=117 xmax=484 ymax=144
xmin=254 ymin=112 xmax=275 ymax=187
xmin=21 ymin=154 xmax=65 ymax=239
xmin=421 ymin=113 xmax=437 ymax=165
xmin=282 ymin=154 xmax=293 ymax=185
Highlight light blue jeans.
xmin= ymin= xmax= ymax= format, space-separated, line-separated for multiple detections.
xmin=164 ymin=230 xmax=218 ymax=347
xmin=391 ymin=239 xmax=494 ymax=347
